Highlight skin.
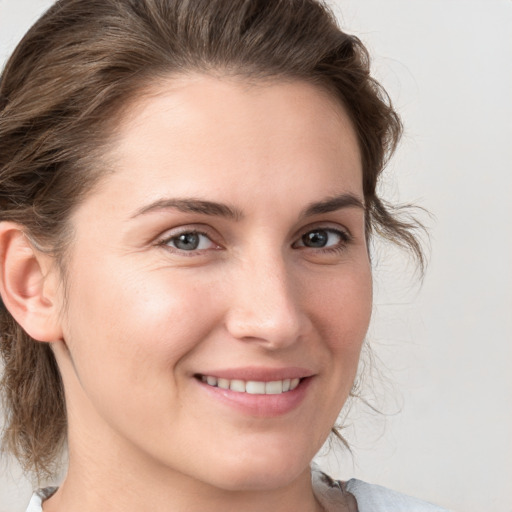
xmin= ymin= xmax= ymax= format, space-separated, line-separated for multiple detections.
xmin=38 ymin=75 xmax=372 ymax=511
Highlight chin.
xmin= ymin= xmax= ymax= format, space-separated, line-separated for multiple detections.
xmin=202 ymin=441 xmax=313 ymax=492
xmin=212 ymin=466 xmax=306 ymax=493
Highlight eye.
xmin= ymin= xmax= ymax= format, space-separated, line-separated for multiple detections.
xmin=161 ymin=231 xmax=217 ymax=252
xmin=294 ymin=228 xmax=350 ymax=251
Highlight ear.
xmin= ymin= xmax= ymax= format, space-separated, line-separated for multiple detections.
xmin=0 ymin=222 xmax=63 ymax=342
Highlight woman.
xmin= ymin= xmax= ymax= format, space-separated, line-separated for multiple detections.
xmin=0 ymin=0 xmax=448 ymax=510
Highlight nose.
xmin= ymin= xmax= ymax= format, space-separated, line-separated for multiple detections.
xmin=224 ymin=254 xmax=311 ymax=349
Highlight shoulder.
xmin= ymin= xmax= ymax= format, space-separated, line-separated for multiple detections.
xmin=25 ymin=487 xmax=58 ymax=512
xmin=312 ymin=466 xmax=451 ymax=512
xmin=345 ymin=478 xmax=451 ymax=512
xmin=30 ymin=475 xmax=452 ymax=512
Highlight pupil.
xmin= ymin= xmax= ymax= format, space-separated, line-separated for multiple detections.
xmin=175 ymin=233 xmax=199 ymax=250
xmin=303 ymin=230 xmax=327 ymax=248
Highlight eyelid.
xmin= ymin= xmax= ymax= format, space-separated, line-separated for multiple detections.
xmin=292 ymin=224 xmax=352 ymax=251
xmin=156 ymin=225 xmax=223 ymax=253
xmin=153 ymin=222 xmax=353 ymax=255
xmin=294 ymin=222 xmax=352 ymax=241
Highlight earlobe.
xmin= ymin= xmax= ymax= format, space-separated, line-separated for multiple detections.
xmin=0 ymin=222 xmax=63 ymax=343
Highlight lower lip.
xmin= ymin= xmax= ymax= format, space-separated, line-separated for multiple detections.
xmin=196 ymin=377 xmax=313 ymax=417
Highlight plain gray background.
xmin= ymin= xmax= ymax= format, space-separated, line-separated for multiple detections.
xmin=1 ymin=1 xmax=511 ymax=511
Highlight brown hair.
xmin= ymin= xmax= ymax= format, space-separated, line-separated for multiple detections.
xmin=0 ymin=0 xmax=424 ymax=478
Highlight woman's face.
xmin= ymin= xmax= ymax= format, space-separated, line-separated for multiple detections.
xmin=54 ymin=75 xmax=372 ymax=491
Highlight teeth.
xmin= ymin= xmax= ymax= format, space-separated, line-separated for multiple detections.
xmin=200 ymin=375 xmax=303 ymax=394
xmin=246 ymin=381 xmax=265 ymax=394
xmin=206 ymin=376 xmax=218 ymax=386
xmin=230 ymin=379 xmax=245 ymax=392
xmin=265 ymin=380 xmax=283 ymax=394
xmin=217 ymin=378 xmax=230 ymax=389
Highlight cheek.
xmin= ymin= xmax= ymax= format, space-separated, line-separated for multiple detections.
xmin=310 ymin=263 xmax=372 ymax=378
xmin=62 ymin=263 xmax=221 ymax=394
xmin=311 ymin=262 xmax=372 ymax=337
xmin=59 ymin=267 xmax=226 ymax=442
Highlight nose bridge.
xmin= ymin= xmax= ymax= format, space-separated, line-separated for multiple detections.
xmin=225 ymin=246 xmax=307 ymax=347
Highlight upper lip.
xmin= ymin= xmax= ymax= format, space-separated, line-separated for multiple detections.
xmin=194 ymin=366 xmax=315 ymax=382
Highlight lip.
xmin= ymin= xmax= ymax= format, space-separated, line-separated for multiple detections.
xmin=193 ymin=366 xmax=315 ymax=417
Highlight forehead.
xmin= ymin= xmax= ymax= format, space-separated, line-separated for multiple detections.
xmin=79 ymin=75 xmax=363 ymax=227
xmin=111 ymin=75 xmax=360 ymax=182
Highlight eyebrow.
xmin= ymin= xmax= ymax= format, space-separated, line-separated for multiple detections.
xmin=131 ymin=193 xmax=364 ymax=220
xmin=131 ymin=198 xmax=243 ymax=220
xmin=300 ymin=193 xmax=365 ymax=218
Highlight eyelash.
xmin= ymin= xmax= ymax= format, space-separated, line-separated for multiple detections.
xmin=156 ymin=226 xmax=352 ymax=255
xmin=293 ymin=227 xmax=352 ymax=254
xmin=157 ymin=229 xmax=218 ymax=255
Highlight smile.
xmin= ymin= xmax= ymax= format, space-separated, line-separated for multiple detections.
xmin=198 ymin=375 xmax=301 ymax=395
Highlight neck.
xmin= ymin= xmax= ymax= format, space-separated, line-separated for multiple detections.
xmin=44 ymin=454 xmax=323 ymax=512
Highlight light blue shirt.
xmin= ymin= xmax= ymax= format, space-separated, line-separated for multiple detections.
xmin=26 ymin=467 xmax=452 ymax=511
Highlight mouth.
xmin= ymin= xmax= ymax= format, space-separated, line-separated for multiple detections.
xmin=193 ymin=369 xmax=313 ymax=416
xmin=195 ymin=374 xmax=302 ymax=395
